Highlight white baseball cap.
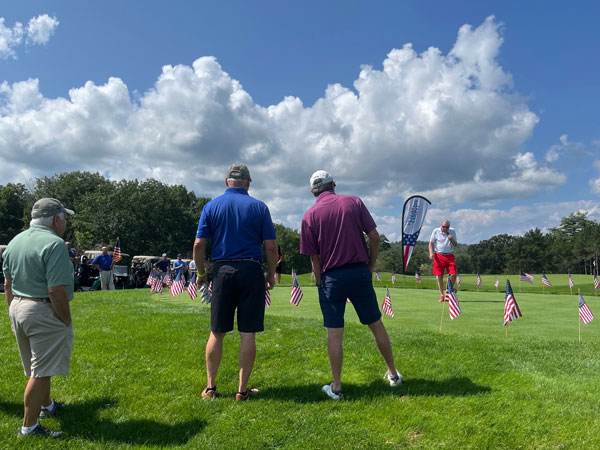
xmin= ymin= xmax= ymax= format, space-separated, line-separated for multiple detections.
xmin=310 ymin=170 xmax=334 ymax=190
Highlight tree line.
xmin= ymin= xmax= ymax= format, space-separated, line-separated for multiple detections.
xmin=2 ymin=172 xmax=598 ymax=275
xmin=0 ymin=172 xmax=312 ymax=273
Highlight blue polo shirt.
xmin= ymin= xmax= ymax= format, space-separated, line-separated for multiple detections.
xmin=92 ymin=253 xmax=113 ymax=271
xmin=196 ymin=187 xmax=276 ymax=261
xmin=173 ymin=259 xmax=187 ymax=275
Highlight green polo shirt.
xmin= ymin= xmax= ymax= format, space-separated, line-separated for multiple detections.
xmin=2 ymin=225 xmax=74 ymax=300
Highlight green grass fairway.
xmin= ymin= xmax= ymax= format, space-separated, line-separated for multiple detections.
xmin=289 ymin=272 xmax=600 ymax=296
xmin=1 ymin=286 xmax=600 ymax=449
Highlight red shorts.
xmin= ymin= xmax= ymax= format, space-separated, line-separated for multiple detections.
xmin=433 ymin=253 xmax=457 ymax=276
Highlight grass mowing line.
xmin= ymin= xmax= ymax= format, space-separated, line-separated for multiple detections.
xmin=1 ymin=288 xmax=600 ymax=448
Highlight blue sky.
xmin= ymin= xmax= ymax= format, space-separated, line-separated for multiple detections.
xmin=1 ymin=1 xmax=599 ymax=243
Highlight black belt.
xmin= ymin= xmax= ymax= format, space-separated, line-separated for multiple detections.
xmin=437 ymin=252 xmax=453 ymax=256
xmin=216 ymin=258 xmax=262 ymax=263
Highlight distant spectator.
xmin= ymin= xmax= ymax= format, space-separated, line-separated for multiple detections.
xmin=173 ymin=254 xmax=187 ymax=277
xmin=92 ymin=247 xmax=114 ymax=290
xmin=275 ymin=244 xmax=283 ymax=284
xmin=153 ymin=253 xmax=170 ymax=278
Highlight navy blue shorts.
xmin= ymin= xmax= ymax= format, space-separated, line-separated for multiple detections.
xmin=211 ymin=260 xmax=265 ymax=333
xmin=317 ymin=263 xmax=381 ymax=328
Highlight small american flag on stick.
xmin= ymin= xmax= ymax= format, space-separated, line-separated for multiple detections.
xmin=187 ymin=273 xmax=197 ymax=300
xmin=112 ymin=238 xmax=122 ymax=263
xmin=520 ymin=272 xmax=534 ymax=283
xmin=170 ymin=272 xmax=185 ymax=296
xmin=265 ymin=289 xmax=271 ymax=308
xmin=541 ymin=273 xmax=553 ymax=288
xmin=290 ymin=271 xmax=303 ymax=306
xmin=382 ymin=288 xmax=394 ymax=318
xmin=504 ymin=279 xmax=522 ymax=326
xmin=446 ymin=278 xmax=461 ymax=320
xmin=579 ymin=293 xmax=594 ymax=324
xmin=568 ymin=273 xmax=574 ymax=289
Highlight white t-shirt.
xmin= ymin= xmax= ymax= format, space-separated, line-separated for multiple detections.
xmin=189 ymin=260 xmax=197 ymax=271
xmin=429 ymin=228 xmax=457 ymax=254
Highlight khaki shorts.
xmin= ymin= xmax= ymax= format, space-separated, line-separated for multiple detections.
xmin=9 ymin=298 xmax=74 ymax=378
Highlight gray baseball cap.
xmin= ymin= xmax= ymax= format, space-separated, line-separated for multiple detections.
xmin=227 ymin=164 xmax=252 ymax=181
xmin=31 ymin=198 xmax=75 ymax=219
xmin=310 ymin=170 xmax=334 ymax=189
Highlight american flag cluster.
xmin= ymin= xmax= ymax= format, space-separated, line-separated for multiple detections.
xmin=142 ymin=261 xmax=596 ymax=329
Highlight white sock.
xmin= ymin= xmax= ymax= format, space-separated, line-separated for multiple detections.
xmin=42 ymin=400 xmax=55 ymax=411
xmin=21 ymin=423 xmax=39 ymax=434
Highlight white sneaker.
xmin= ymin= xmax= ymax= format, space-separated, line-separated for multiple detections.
xmin=385 ymin=370 xmax=403 ymax=387
xmin=322 ymin=383 xmax=343 ymax=400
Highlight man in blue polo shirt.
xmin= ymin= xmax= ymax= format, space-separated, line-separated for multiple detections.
xmin=92 ymin=247 xmax=114 ymax=290
xmin=193 ymin=163 xmax=278 ymax=402
xmin=172 ymin=254 xmax=187 ymax=278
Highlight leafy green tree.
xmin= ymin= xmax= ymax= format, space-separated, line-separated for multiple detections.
xmin=0 ymin=183 xmax=32 ymax=243
xmin=273 ymin=224 xmax=311 ymax=274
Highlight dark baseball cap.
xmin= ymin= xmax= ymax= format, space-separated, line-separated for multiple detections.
xmin=31 ymin=198 xmax=75 ymax=219
xmin=226 ymin=164 xmax=252 ymax=181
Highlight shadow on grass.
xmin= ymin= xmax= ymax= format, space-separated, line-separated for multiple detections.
xmin=401 ymin=376 xmax=491 ymax=397
xmin=1 ymin=398 xmax=206 ymax=446
xmin=261 ymin=376 xmax=490 ymax=403
xmin=0 ymin=400 xmax=22 ymax=417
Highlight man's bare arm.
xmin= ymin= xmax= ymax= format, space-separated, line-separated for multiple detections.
xmin=5 ymin=278 xmax=13 ymax=306
xmin=48 ymin=285 xmax=71 ymax=326
xmin=310 ymin=255 xmax=322 ymax=286
xmin=193 ymin=238 xmax=207 ymax=283
xmin=366 ymin=229 xmax=380 ymax=273
xmin=429 ymin=241 xmax=434 ymax=259
xmin=264 ymin=239 xmax=278 ymax=290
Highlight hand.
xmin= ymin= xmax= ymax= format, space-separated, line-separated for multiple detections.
xmin=265 ymin=274 xmax=276 ymax=290
xmin=429 ymin=253 xmax=434 ymax=260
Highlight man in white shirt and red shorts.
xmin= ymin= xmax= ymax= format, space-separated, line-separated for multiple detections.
xmin=428 ymin=219 xmax=458 ymax=301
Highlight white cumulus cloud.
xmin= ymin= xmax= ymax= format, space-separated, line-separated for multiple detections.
xmin=0 ymin=14 xmax=58 ymax=59
xmin=0 ymin=18 xmax=24 ymax=59
xmin=0 ymin=16 xmax=568 ymax=232
xmin=27 ymin=14 xmax=59 ymax=45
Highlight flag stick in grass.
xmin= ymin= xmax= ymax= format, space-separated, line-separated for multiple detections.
xmin=440 ymin=298 xmax=446 ymax=332
xmin=504 ymin=277 xmax=522 ymax=338
xmin=579 ymin=288 xmax=582 ymax=343
xmin=578 ymin=288 xmax=594 ymax=343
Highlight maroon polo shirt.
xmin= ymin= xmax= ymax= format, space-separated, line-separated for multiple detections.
xmin=300 ymin=191 xmax=377 ymax=273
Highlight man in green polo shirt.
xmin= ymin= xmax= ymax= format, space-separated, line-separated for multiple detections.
xmin=3 ymin=198 xmax=75 ymax=439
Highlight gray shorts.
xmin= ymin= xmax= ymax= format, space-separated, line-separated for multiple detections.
xmin=9 ymin=298 xmax=74 ymax=378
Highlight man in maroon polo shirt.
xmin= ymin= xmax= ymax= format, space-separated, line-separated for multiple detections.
xmin=300 ymin=170 xmax=402 ymax=400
